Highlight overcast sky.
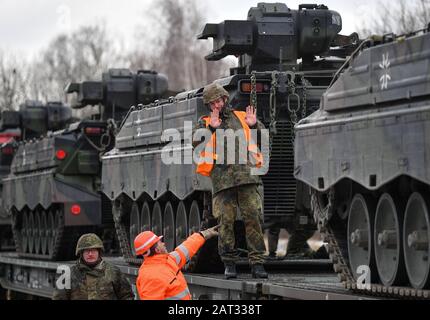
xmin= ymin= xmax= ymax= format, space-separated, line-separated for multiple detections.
xmin=0 ymin=0 xmax=383 ymax=59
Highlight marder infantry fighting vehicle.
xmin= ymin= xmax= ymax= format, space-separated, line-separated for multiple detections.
xmin=3 ymin=69 xmax=169 ymax=260
xmin=101 ymin=3 xmax=359 ymax=270
xmin=0 ymin=101 xmax=72 ymax=251
xmin=295 ymin=26 xmax=430 ymax=296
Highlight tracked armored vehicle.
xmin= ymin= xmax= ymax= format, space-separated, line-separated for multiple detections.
xmin=0 ymin=101 xmax=72 ymax=251
xmin=295 ymin=27 xmax=430 ymax=296
xmin=102 ymin=3 xmax=358 ymax=271
xmin=3 ymin=69 xmax=169 ymax=260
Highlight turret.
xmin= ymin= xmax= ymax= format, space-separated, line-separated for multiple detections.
xmin=0 ymin=100 xmax=72 ymax=140
xmin=198 ymin=3 xmax=345 ymax=73
xmin=66 ymin=69 xmax=169 ymax=122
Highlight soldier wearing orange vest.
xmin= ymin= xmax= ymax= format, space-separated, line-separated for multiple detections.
xmin=194 ymin=83 xmax=268 ymax=279
xmin=134 ymin=225 xmax=219 ymax=300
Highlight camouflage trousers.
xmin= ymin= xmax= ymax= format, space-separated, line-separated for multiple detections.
xmin=212 ymin=184 xmax=266 ymax=265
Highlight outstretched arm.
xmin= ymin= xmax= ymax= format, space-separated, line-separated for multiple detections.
xmin=169 ymin=225 xmax=219 ymax=269
xmin=169 ymin=233 xmax=205 ymax=269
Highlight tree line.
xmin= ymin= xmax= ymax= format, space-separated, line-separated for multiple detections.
xmin=1 ymin=0 xmax=429 ymax=112
xmin=0 ymin=0 xmax=231 ymax=112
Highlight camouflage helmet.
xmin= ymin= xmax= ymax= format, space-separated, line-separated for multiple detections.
xmin=75 ymin=233 xmax=104 ymax=256
xmin=202 ymin=83 xmax=229 ymax=105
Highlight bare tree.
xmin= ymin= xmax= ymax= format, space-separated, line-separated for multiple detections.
xmin=0 ymin=51 xmax=28 ymax=111
xmin=130 ymin=0 xmax=231 ymax=91
xmin=29 ymin=23 xmax=121 ymax=102
xmin=358 ymin=0 xmax=430 ymax=37
xmin=0 ymin=2 xmax=232 ymax=111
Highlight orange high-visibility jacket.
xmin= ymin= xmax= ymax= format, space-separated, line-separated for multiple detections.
xmin=196 ymin=110 xmax=263 ymax=177
xmin=136 ymin=233 xmax=205 ymax=300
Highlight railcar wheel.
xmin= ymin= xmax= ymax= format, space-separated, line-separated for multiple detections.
xmin=129 ymin=203 xmax=140 ymax=255
xmin=403 ymin=192 xmax=430 ymax=289
xmin=28 ymin=211 xmax=35 ymax=254
xmin=347 ymin=194 xmax=377 ymax=281
xmin=163 ymin=202 xmax=175 ymax=252
xmin=152 ymin=202 xmax=163 ymax=237
xmin=51 ymin=207 xmax=63 ymax=258
xmin=374 ymin=193 xmax=406 ymax=286
xmin=47 ymin=209 xmax=55 ymax=257
xmin=34 ymin=210 xmax=42 ymax=254
xmin=140 ymin=202 xmax=151 ymax=232
xmin=188 ymin=201 xmax=201 ymax=236
xmin=40 ymin=211 xmax=48 ymax=255
xmin=184 ymin=200 xmax=202 ymax=272
xmin=175 ymin=201 xmax=188 ymax=247
xmin=21 ymin=209 xmax=29 ymax=253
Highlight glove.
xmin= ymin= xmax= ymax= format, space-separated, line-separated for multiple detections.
xmin=200 ymin=225 xmax=220 ymax=240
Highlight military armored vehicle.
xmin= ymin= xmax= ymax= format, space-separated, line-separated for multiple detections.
xmin=0 ymin=128 xmax=21 ymax=251
xmin=0 ymin=129 xmax=21 ymax=251
xmin=0 ymin=100 xmax=72 ymax=251
xmin=101 ymin=3 xmax=358 ymax=270
xmin=3 ymin=69 xmax=169 ymax=260
xmin=295 ymin=27 xmax=430 ymax=296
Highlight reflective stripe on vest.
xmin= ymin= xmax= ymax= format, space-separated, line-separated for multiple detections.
xmin=234 ymin=111 xmax=263 ymax=169
xmin=196 ymin=110 xmax=263 ymax=177
xmin=177 ymin=244 xmax=190 ymax=263
xmin=195 ymin=117 xmax=217 ymax=176
xmin=165 ymin=288 xmax=191 ymax=300
xmin=169 ymin=251 xmax=181 ymax=265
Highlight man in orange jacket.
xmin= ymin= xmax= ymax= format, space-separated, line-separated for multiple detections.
xmin=134 ymin=225 xmax=219 ymax=300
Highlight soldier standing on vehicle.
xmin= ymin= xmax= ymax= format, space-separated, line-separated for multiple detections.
xmin=194 ymin=83 xmax=268 ymax=279
xmin=52 ymin=233 xmax=134 ymax=300
xmin=134 ymin=225 xmax=219 ymax=300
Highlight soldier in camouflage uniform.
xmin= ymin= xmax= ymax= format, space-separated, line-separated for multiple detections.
xmin=195 ymin=83 xmax=268 ymax=279
xmin=52 ymin=233 xmax=134 ymax=300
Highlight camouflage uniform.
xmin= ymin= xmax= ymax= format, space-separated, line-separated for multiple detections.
xmin=195 ymin=86 xmax=266 ymax=266
xmin=52 ymin=233 xmax=133 ymax=300
xmin=52 ymin=260 xmax=134 ymax=300
xmin=213 ymin=184 xmax=266 ymax=265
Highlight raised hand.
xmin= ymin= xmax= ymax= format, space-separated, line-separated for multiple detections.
xmin=210 ymin=108 xmax=222 ymax=128
xmin=245 ymin=105 xmax=257 ymax=127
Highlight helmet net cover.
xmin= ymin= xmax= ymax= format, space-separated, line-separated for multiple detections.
xmin=75 ymin=233 xmax=104 ymax=256
xmin=202 ymin=83 xmax=229 ymax=105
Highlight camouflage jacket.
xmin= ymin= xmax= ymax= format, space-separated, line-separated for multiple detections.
xmin=194 ymin=106 xmax=264 ymax=194
xmin=52 ymin=259 xmax=134 ymax=300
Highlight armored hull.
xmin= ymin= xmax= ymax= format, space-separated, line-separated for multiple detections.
xmin=4 ymin=121 xmax=110 ymax=260
xmin=295 ymin=30 xmax=430 ymax=294
xmin=0 ymin=101 xmax=72 ymax=252
xmin=0 ymin=130 xmax=20 ymax=251
xmin=2 ymin=69 xmax=169 ymax=260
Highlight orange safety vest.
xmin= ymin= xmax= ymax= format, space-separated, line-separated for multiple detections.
xmin=196 ymin=110 xmax=263 ymax=177
xmin=136 ymin=233 xmax=205 ymax=300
